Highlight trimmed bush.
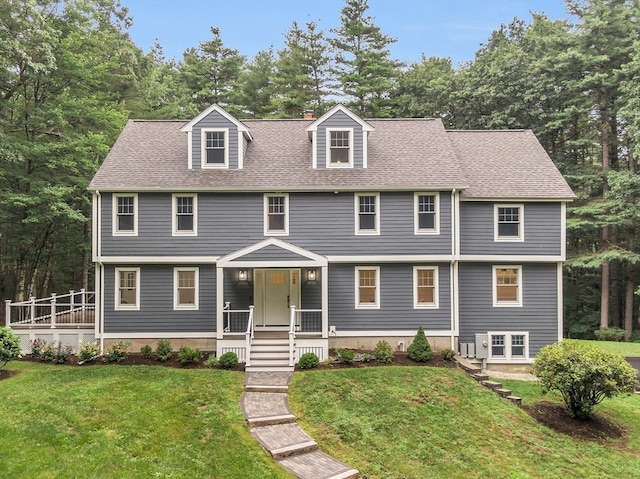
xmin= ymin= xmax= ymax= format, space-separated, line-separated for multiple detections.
xmin=336 ymin=348 xmax=355 ymax=364
xmin=30 ymin=338 xmax=46 ymax=358
xmin=0 ymin=327 xmax=21 ymax=368
xmin=218 ymin=352 xmax=238 ymax=369
xmin=204 ymin=353 xmax=218 ymax=368
xmin=373 ymin=340 xmax=394 ymax=363
xmin=104 ymin=341 xmax=130 ymax=363
xmin=155 ymin=339 xmax=173 ymax=362
xmin=532 ymin=340 xmax=637 ymax=419
xmin=41 ymin=341 xmax=73 ymax=364
xmin=298 ymin=352 xmax=319 ymax=369
xmin=407 ymin=326 xmax=433 ymax=362
xmin=140 ymin=344 xmax=153 ymax=359
xmin=178 ymin=346 xmax=203 ymax=365
xmin=78 ymin=342 xmax=100 ymax=362
xmin=594 ymin=327 xmax=626 ymax=342
xmin=441 ymin=348 xmax=456 ymax=361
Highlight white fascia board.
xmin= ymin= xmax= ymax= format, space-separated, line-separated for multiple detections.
xmin=180 ymin=104 xmax=251 ymax=134
xmin=457 ymin=255 xmax=563 ymax=262
xmin=305 ymin=104 xmax=375 ymax=132
xmin=461 ymin=197 xmax=575 ymax=203
xmin=218 ymin=237 xmax=327 ymax=267
xmin=98 ymin=256 xmax=218 ymax=264
xmin=327 ymin=255 xmax=453 ymax=263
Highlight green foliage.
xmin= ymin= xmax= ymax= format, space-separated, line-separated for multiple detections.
xmin=336 ymin=348 xmax=355 ymax=364
xmin=298 ymin=352 xmax=320 ymax=369
xmin=0 ymin=327 xmax=21 ymax=368
xmin=630 ymin=330 xmax=640 ymax=343
xmin=532 ymin=340 xmax=638 ymax=419
xmin=441 ymin=348 xmax=456 ymax=361
xmin=204 ymin=353 xmax=219 ymax=368
xmin=40 ymin=341 xmax=73 ymax=364
xmin=177 ymin=346 xmax=203 ymax=365
xmin=594 ymin=328 xmax=626 ymax=342
xmin=140 ymin=344 xmax=153 ymax=359
xmin=104 ymin=341 xmax=130 ymax=363
xmin=407 ymin=327 xmax=433 ymax=362
xmin=155 ymin=339 xmax=173 ymax=362
xmin=373 ymin=340 xmax=394 ymax=363
xmin=30 ymin=338 xmax=46 ymax=358
xmin=218 ymin=352 xmax=238 ymax=369
xmin=78 ymin=342 xmax=99 ymax=362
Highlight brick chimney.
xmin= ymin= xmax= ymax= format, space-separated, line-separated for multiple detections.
xmin=303 ymin=109 xmax=315 ymax=120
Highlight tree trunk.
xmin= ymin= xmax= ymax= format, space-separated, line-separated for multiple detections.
xmin=611 ymin=261 xmax=621 ymax=328
xmin=600 ymin=112 xmax=611 ymax=330
xmin=625 ymin=271 xmax=633 ymax=340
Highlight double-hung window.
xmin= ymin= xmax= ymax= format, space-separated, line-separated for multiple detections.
xmin=488 ymin=332 xmax=529 ymax=360
xmin=172 ymin=194 xmax=197 ymax=236
xmin=355 ymin=266 xmax=380 ymax=309
xmin=355 ymin=193 xmax=379 ymax=234
xmin=174 ymin=267 xmax=199 ymax=310
xmin=202 ymin=129 xmax=228 ymax=168
xmin=113 ymin=194 xmax=138 ymax=236
xmin=327 ymin=129 xmax=353 ymax=167
xmin=264 ymin=194 xmax=289 ymax=236
xmin=414 ymin=266 xmax=438 ymax=308
xmin=495 ymin=204 xmax=524 ymax=241
xmin=493 ymin=265 xmax=522 ymax=307
xmin=414 ymin=193 xmax=439 ymax=234
xmin=115 ymin=267 xmax=140 ymax=310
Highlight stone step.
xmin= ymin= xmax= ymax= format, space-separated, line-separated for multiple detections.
xmin=251 ymin=423 xmax=318 ymax=459
xmin=245 ymin=384 xmax=289 ymax=393
xmin=247 ymin=413 xmax=296 ymax=427
xmin=249 ymin=358 xmax=292 ymax=367
xmin=245 ymin=365 xmax=295 ymax=372
xmin=471 ymin=373 xmax=490 ymax=381
xmin=507 ymin=395 xmax=522 ymax=405
xmin=481 ymin=380 xmax=502 ymax=390
xmin=279 ymin=450 xmax=360 ymax=479
xmin=495 ymin=388 xmax=512 ymax=397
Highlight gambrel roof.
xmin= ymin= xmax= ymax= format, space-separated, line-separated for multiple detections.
xmin=88 ymin=110 xmax=575 ymax=200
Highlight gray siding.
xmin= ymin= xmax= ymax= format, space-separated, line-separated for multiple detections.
xmin=301 ymin=271 xmax=322 ymax=309
xmin=236 ymin=245 xmax=312 ymax=262
xmin=223 ymin=270 xmax=253 ymax=310
xmin=192 ymin=111 xmax=240 ymax=169
xmin=328 ymin=263 xmax=451 ymax=331
xmin=457 ymin=262 xmax=558 ymax=355
xmin=103 ymin=264 xmax=216 ymax=333
xmin=101 ymin=191 xmax=452 ymax=257
xmin=459 ymin=202 xmax=562 ymax=255
xmin=315 ymin=110 xmax=364 ymax=169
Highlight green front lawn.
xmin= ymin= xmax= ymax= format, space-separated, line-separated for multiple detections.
xmin=288 ymin=366 xmax=640 ymax=479
xmin=573 ymin=339 xmax=640 ymax=357
xmin=0 ymin=362 xmax=292 ymax=479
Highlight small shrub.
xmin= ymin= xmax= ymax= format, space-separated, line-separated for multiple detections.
xmin=218 ymin=351 xmax=238 ymax=369
xmin=629 ymin=330 xmax=640 ymax=343
xmin=204 ymin=353 xmax=218 ymax=368
xmin=532 ymin=340 xmax=637 ymax=419
xmin=104 ymin=341 xmax=130 ymax=363
xmin=336 ymin=348 xmax=355 ymax=364
xmin=441 ymin=348 xmax=456 ymax=361
xmin=407 ymin=326 xmax=433 ymax=362
xmin=40 ymin=341 xmax=72 ymax=364
xmin=140 ymin=344 xmax=153 ymax=359
xmin=362 ymin=352 xmax=373 ymax=363
xmin=0 ymin=327 xmax=21 ymax=368
xmin=594 ymin=327 xmax=626 ymax=342
xmin=155 ymin=339 xmax=173 ymax=362
xmin=30 ymin=338 xmax=47 ymax=358
xmin=178 ymin=346 xmax=203 ymax=365
xmin=373 ymin=340 xmax=394 ymax=363
xmin=298 ymin=352 xmax=319 ymax=369
xmin=40 ymin=342 xmax=57 ymax=362
xmin=78 ymin=342 xmax=100 ymax=362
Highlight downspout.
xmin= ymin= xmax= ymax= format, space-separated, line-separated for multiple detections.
xmin=96 ymin=190 xmax=105 ymax=355
xmin=450 ymin=189 xmax=457 ymax=351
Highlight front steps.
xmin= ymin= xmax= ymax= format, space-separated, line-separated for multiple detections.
xmin=246 ymin=330 xmax=294 ymax=372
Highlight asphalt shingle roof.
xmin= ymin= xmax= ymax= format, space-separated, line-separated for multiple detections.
xmin=88 ymin=116 xmax=575 ymax=200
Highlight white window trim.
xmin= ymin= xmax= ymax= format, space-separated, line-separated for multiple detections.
xmin=115 ymin=267 xmax=140 ymax=311
xmin=413 ymin=266 xmax=439 ymax=309
xmin=173 ymin=267 xmax=199 ymax=310
xmin=354 ymin=192 xmax=380 ymax=235
xmin=494 ymin=203 xmax=524 ymax=242
xmin=355 ymin=266 xmax=380 ymax=309
xmin=414 ymin=192 xmax=440 ymax=235
xmin=112 ymin=193 xmax=138 ymax=236
xmin=326 ymin=128 xmax=354 ymax=168
xmin=263 ymin=193 xmax=289 ymax=236
xmin=201 ymin=128 xmax=229 ymax=169
xmin=492 ymin=265 xmax=523 ymax=307
xmin=172 ymin=193 xmax=198 ymax=236
xmin=487 ymin=332 xmax=529 ymax=360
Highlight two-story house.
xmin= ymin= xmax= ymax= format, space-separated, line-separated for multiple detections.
xmin=88 ymin=104 xmax=575 ymax=370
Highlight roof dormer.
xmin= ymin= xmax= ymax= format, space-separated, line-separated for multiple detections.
xmin=306 ymin=105 xmax=374 ymax=169
xmin=180 ymin=104 xmax=252 ymax=170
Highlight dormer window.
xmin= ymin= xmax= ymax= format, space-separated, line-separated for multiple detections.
xmin=202 ymin=128 xmax=229 ymax=168
xmin=327 ymin=128 xmax=353 ymax=167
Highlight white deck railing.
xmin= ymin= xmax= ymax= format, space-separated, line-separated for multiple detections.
xmin=289 ymin=305 xmax=296 ymax=366
xmin=223 ymin=302 xmax=253 ymax=333
xmin=293 ymin=308 xmax=323 ymax=333
xmin=5 ymin=290 xmax=95 ymax=328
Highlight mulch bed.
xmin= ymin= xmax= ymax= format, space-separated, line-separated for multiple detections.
xmin=311 ymin=350 xmax=457 ymax=370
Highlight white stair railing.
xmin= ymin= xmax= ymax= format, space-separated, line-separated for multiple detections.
xmin=289 ymin=305 xmax=296 ymax=366
xmin=245 ymin=306 xmax=255 ymax=366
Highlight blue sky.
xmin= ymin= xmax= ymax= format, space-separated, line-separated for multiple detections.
xmin=124 ymin=0 xmax=572 ymax=67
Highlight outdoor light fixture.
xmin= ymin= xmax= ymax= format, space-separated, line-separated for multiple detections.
xmin=307 ymin=269 xmax=317 ymax=281
xmin=238 ymin=270 xmax=247 ymax=281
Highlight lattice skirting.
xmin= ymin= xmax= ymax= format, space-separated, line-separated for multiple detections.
xmin=15 ymin=330 xmax=96 ymax=354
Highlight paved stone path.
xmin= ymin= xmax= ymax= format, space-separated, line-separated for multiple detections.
xmin=242 ymin=371 xmax=359 ymax=479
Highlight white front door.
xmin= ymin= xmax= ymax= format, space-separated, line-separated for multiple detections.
xmin=254 ymin=269 xmax=300 ymax=326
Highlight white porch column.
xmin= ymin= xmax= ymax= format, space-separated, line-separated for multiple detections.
xmin=216 ymin=265 xmax=224 ymax=339
xmin=321 ymin=265 xmax=329 ymax=339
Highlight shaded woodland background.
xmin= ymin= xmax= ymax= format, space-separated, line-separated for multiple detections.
xmin=2 ymin=0 xmax=640 ymax=338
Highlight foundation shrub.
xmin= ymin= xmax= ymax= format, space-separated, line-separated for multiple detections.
xmin=442 ymin=348 xmax=456 ymax=361
xmin=298 ymin=352 xmax=319 ymax=369
xmin=140 ymin=344 xmax=153 ymax=359
xmin=78 ymin=342 xmax=100 ymax=362
xmin=373 ymin=340 xmax=394 ymax=363
xmin=336 ymin=348 xmax=355 ymax=364
xmin=0 ymin=327 xmax=21 ymax=368
xmin=178 ymin=346 xmax=203 ymax=365
xmin=155 ymin=339 xmax=173 ymax=362
xmin=204 ymin=353 xmax=218 ymax=368
xmin=30 ymin=338 xmax=46 ymax=358
xmin=104 ymin=341 xmax=130 ymax=363
xmin=407 ymin=326 xmax=433 ymax=362
xmin=41 ymin=341 xmax=73 ymax=364
xmin=218 ymin=352 xmax=238 ymax=369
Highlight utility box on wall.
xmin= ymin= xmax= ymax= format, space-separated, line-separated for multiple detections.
xmin=475 ymin=333 xmax=489 ymax=359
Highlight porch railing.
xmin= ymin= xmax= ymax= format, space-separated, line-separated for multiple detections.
xmin=5 ymin=290 xmax=95 ymax=328
xmin=289 ymin=306 xmax=296 ymax=366
xmin=245 ymin=306 xmax=255 ymax=367
xmin=223 ymin=302 xmax=253 ymax=333
xmin=293 ymin=308 xmax=322 ymax=333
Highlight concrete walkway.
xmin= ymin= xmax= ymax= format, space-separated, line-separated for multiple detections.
xmin=241 ymin=371 xmax=359 ymax=479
